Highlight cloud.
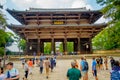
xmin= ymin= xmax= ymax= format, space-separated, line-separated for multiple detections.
xmin=11 ymin=0 xmax=93 ymax=10
xmin=71 ymin=0 xmax=92 ymax=9
xmin=0 ymin=0 xmax=6 ymax=5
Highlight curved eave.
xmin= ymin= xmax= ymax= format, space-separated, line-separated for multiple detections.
xmin=7 ymin=8 xmax=101 ymax=13
xmin=7 ymin=8 xmax=103 ymax=25
xmin=7 ymin=23 xmax=107 ymax=29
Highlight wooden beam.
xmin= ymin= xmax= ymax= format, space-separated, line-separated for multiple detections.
xmin=78 ymin=14 xmax=81 ymax=25
xmin=89 ymin=13 xmax=94 ymax=24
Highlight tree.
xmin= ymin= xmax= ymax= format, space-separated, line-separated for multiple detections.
xmin=18 ymin=39 xmax=26 ymax=52
xmin=44 ymin=42 xmax=51 ymax=54
xmin=0 ymin=30 xmax=14 ymax=56
xmin=67 ymin=42 xmax=74 ymax=53
xmin=0 ymin=10 xmax=7 ymax=29
xmin=96 ymin=0 xmax=120 ymax=23
xmin=59 ymin=43 xmax=63 ymax=52
xmin=92 ymin=0 xmax=120 ymax=50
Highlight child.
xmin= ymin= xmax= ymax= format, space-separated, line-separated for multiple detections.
xmin=0 ymin=67 xmax=5 ymax=80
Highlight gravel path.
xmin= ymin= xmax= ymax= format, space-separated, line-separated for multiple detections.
xmin=12 ymin=58 xmax=112 ymax=80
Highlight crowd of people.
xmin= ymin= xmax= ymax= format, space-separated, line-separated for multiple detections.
xmin=21 ymin=55 xmax=57 ymax=80
xmin=67 ymin=56 xmax=120 ymax=80
xmin=0 ymin=55 xmax=119 ymax=80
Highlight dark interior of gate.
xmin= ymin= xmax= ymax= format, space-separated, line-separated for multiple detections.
xmin=25 ymin=38 xmax=92 ymax=55
xmin=7 ymin=8 xmax=106 ymax=55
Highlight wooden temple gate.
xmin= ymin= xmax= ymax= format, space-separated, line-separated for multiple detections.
xmin=7 ymin=8 xmax=106 ymax=55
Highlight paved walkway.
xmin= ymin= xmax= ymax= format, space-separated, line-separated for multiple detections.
xmin=12 ymin=58 xmax=111 ymax=80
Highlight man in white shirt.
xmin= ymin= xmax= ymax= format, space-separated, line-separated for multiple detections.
xmin=24 ymin=60 xmax=29 ymax=79
xmin=5 ymin=62 xmax=19 ymax=80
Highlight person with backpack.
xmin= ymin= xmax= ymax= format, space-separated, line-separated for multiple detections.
xmin=5 ymin=62 xmax=19 ymax=80
xmin=92 ymin=57 xmax=98 ymax=80
xmin=39 ymin=59 xmax=44 ymax=74
xmin=110 ymin=57 xmax=115 ymax=69
xmin=80 ymin=57 xmax=89 ymax=80
xmin=84 ymin=57 xmax=89 ymax=80
xmin=110 ymin=60 xmax=120 ymax=80
xmin=50 ymin=58 xmax=54 ymax=72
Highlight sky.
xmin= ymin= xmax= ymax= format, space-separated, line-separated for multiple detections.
xmin=0 ymin=0 xmax=106 ymax=24
xmin=0 ymin=0 xmax=106 ymax=52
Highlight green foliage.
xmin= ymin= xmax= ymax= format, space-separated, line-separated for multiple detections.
xmin=0 ymin=30 xmax=14 ymax=56
xmin=0 ymin=47 xmax=4 ymax=56
xmin=18 ymin=39 xmax=26 ymax=51
xmin=0 ymin=11 xmax=7 ymax=29
xmin=6 ymin=50 xmax=12 ymax=55
xmin=93 ymin=0 xmax=120 ymax=50
xmin=0 ymin=30 xmax=7 ymax=47
xmin=96 ymin=0 xmax=120 ymax=23
xmin=93 ymin=22 xmax=120 ymax=50
xmin=44 ymin=42 xmax=51 ymax=54
xmin=67 ymin=42 xmax=74 ymax=52
xmin=59 ymin=43 xmax=63 ymax=52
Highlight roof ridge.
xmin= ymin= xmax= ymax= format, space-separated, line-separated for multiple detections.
xmin=29 ymin=7 xmax=87 ymax=11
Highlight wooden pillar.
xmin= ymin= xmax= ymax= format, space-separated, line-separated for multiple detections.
xmin=64 ymin=38 xmax=67 ymax=55
xmin=74 ymin=40 xmax=77 ymax=53
xmin=89 ymin=38 xmax=92 ymax=53
xmin=41 ymin=41 xmax=44 ymax=54
xmin=51 ymin=38 xmax=55 ymax=54
xmin=37 ymin=39 xmax=41 ymax=55
xmin=77 ymin=37 xmax=80 ymax=54
xmin=26 ymin=40 xmax=29 ymax=55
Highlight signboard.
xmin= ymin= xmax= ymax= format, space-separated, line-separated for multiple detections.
xmin=53 ymin=21 xmax=65 ymax=25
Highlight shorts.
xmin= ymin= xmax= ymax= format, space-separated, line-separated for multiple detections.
xmin=46 ymin=68 xmax=49 ymax=73
xmin=81 ymin=71 xmax=87 ymax=77
xmin=93 ymin=70 xmax=97 ymax=77
xmin=22 ymin=63 xmax=24 ymax=65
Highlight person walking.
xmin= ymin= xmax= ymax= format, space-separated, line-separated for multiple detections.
xmin=39 ymin=59 xmax=44 ymax=74
xmin=74 ymin=59 xmax=78 ymax=68
xmin=21 ymin=58 xmax=25 ymax=68
xmin=92 ymin=57 xmax=98 ymax=80
xmin=53 ymin=56 xmax=57 ymax=67
xmin=80 ymin=57 xmax=88 ymax=80
xmin=104 ymin=56 xmax=108 ymax=70
xmin=96 ymin=57 xmax=100 ymax=70
xmin=28 ymin=59 xmax=33 ymax=75
xmin=0 ymin=67 xmax=5 ymax=80
xmin=50 ymin=58 xmax=54 ymax=72
xmin=24 ymin=60 xmax=29 ymax=80
xmin=0 ymin=59 xmax=2 ymax=67
xmin=110 ymin=57 xmax=115 ymax=69
xmin=67 ymin=61 xmax=81 ymax=80
xmin=44 ymin=57 xmax=50 ymax=79
xmin=84 ymin=58 xmax=89 ymax=80
xmin=110 ymin=60 xmax=120 ymax=80
xmin=5 ymin=62 xmax=19 ymax=80
xmin=99 ymin=56 xmax=104 ymax=70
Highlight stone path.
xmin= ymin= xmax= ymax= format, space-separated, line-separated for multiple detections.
xmin=12 ymin=58 xmax=111 ymax=80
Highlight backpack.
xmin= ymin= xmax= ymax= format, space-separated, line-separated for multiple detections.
xmin=7 ymin=69 xmax=19 ymax=80
xmin=82 ymin=61 xmax=89 ymax=71
xmin=111 ymin=70 xmax=120 ymax=80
